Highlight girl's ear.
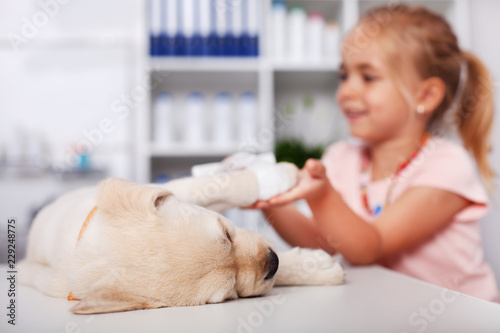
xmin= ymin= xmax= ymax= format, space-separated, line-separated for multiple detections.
xmin=415 ymin=77 xmax=446 ymax=115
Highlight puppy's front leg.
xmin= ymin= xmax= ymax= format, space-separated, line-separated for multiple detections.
xmin=157 ymin=162 xmax=298 ymax=213
xmin=275 ymin=247 xmax=344 ymax=286
xmin=157 ymin=170 xmax=260 ymax=212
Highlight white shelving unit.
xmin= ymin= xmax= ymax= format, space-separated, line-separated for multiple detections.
xmin=135 ymin=0 xmax=470 ymax=183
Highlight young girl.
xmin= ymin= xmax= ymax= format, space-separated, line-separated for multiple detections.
xmin=254 ymin=4 xmax=499 ymax=302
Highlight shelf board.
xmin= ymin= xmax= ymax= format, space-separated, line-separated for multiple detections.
xmin=149 ymin=143 xmax=245 ymax=157
xmin=149 ymin=58 xmax=262 ymax=72
xmin=148 ymin=58 xmax=341 ymax=73
xmin=272 ymin=59 xmax=341 ymax=72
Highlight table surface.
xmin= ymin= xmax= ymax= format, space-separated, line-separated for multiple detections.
xmin=2 ymin=264 xmax=500 ymax=333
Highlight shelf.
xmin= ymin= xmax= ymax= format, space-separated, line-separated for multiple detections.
xmin=136 ymin=0 xmax=470 ymax=183
xmin=150 ymin=143 xmax=243 ymax=157
xmin=149 ymin=58 xmax=262 ymax=72
xmin=272 ymin=59 xmax=341 ymax=72
xmin=148 ymin=58 xmax=341 ymax=73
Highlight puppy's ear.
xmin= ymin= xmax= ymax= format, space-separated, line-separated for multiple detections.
xmin=71 ymin=292 xmax=164 ymax=314
xmin=96 ymin=178 xmax=172 ymax=223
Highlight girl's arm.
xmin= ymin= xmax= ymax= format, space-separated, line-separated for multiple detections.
xmin=261 ymin=204 xmax=334 ymax=252
xmin=261 ymin=159 xmax=471 ymax=265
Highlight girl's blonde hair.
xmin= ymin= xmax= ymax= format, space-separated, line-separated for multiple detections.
xmin=357 ymin=4 xmax=494 ymax=188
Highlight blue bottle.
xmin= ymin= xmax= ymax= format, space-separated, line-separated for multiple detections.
xmin=149 ymin=0 xmax=162 ymax=56
xmin=162 ymin=0 xmax=178 ymax=56
xmin=240 ymin=0 xmax=259 ymax=56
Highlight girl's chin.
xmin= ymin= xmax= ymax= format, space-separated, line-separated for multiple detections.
xmin=348 ymin=127 xmax=379 ymax=143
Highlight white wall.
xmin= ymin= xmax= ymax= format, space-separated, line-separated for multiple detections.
xmin=469 ymin=0 xmax=500 ymax=288
xmin=0 ymin=0 xmax=142 ymax=238
xmin=0 ymin=0 xmax=141 ymax=179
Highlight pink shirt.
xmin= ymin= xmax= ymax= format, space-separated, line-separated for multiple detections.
xmin=321 ymin=137 xmax=500 ymax=302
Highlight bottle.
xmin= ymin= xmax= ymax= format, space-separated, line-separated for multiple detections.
xmin=184 ymin=92 xmax=206 ymax=146
xmin=199 ymin=0 xmax=212 ymax=56
xmin=271 ymin=1 xmax=287 ymax=60
xmin=324 ymin=21 xmax=340 ymax=61
xmin=228 ymin=0 xmax=243 ymax=56
xmin=212 ymin=92 xmax=233 ymax=144
xmin=183 ymin=0 xmax=197 ymax=56
xmin=173 ymin=0 xmax=186 ymax=55
xmin=241 ymin=0 xmax=259 ymax=56
xmin=149 ymin=0 xmax=162 ymax=56
xmin=163 ymin=0 xmax=178 ymax=56
xmin=153 ymin=92 xmax=174 ymax=144
xmin=287 ymin=6 xmax=306 ymax=62
xmin=207 ymin=0 xmax=218 ymax=56
xmin=237 ymin=92 xmax=257 ymax=142
xmin=215 ymin=0 xmax=227 ymax=56
xmin=306 ymin=12 xmax=325 ymax=62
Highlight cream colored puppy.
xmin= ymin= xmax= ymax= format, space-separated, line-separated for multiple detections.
xmin=20 ymin=163 xmax=344 ymax=314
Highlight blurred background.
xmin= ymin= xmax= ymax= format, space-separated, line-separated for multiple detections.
xmin=0 ymin=0 xmax=499 ymax=289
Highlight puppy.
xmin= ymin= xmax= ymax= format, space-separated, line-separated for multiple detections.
xmin=19 ymin=162 xmax=344 ymax=314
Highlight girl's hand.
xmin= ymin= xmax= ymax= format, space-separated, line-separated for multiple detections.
xmin=253 ymin=159 xmax=330 ymax=208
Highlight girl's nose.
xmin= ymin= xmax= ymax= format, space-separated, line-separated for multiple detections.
xmin=336 ymin=79 xmax=359 ymax=104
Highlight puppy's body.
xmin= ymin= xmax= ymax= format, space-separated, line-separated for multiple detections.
xmin=20 ymin=164 xmax=344 ymax=314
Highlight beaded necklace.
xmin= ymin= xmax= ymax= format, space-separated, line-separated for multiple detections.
xmin=360 ymin=133 xmax=431 ymax=217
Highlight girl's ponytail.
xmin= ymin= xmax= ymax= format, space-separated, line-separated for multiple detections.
xmin=456 ymin=51 xmax=495 ymax=189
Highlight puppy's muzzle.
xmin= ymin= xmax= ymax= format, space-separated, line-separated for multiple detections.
xmin=264 ymin=248 xmax=279 ymax=280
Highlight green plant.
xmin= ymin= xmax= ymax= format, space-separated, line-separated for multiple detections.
xmin=274 ymin=139 xmax=325 ymax=168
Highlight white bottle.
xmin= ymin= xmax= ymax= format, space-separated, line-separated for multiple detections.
xmin=271 ymin=1 xmax=286 ymax=60
xmin=237 ymin=92 xmax=257 ymax=142
xmin=306 ymin=12 xmax=325 ymax=62
xmin=153 ymin=92 xmax=174 ymax=144
xmin=183 ymin=0 xmax=195 ymax=38
xmin=212 ymin=92 xmax=233 ymax=144
xmin=287 ymin=6 xmax=306 ymax=62
xmin=231 ymin=0 xmax=242 ymax=38
xmin=215 ymin=0 xmax=227 ymax=38
xmin=199 ymin=0 xmax=211 ymax=37
xmin=165 ymin=0 xmax=177 ymax=37
xmin=184 ymin=92 xmax=205 ymax=146
xmin=247 ymin=0 xmax=259 ymax=38
xmin=324 ymin=21 xmax=340 ymax=61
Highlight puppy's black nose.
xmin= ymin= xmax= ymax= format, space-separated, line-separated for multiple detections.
xmin=264 ymin=248 xmax=279 ymax=280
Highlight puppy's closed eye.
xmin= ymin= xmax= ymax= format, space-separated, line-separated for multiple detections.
xmin=225 ymin=230 xmax=232 ymax=243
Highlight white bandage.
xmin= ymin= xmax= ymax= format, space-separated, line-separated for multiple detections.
xmin=249 ymin=165 xmax=292 ymax=201
xmin=191 ymin=152 xmax=296 ymax=200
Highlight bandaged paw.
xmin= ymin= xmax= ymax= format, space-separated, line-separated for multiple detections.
xmin=275 ymin=247 xmax=345 ymax=286
xmin=191 ymin=152 xmax=299 ymax=201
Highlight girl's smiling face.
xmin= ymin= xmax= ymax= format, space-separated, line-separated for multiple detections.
xmin=336 ymin=36 xmax=422 ymax=143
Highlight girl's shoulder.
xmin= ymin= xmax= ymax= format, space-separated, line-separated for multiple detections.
xmin=412 ymin=136 xmax=478 ymax=177
xmin=406 ymin=136 xmax=489 ymax=210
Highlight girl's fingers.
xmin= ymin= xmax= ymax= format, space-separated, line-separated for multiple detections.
xmin=305 ymin=159 xmax=326 ymax=178
xmin=268 ymin=187 xmax=304 ymax=205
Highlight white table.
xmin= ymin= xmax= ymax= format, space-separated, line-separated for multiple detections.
xmin=2 ymin=264 xmax=500 ymax=333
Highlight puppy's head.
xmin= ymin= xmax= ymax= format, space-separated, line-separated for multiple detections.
xmin=70 ymin=178 xmax=278 ymax=314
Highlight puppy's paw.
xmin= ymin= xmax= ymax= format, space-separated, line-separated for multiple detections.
xmin=250 ymin=162 xmax=299 ymax=200
xmin=275 ymin=247 xmax=344 ymax=286
xmin=276 ymin=162 xmax=299 ymax=189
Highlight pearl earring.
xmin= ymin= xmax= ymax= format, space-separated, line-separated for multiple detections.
xmin=417 ymin=105 xmax=425 ymax=114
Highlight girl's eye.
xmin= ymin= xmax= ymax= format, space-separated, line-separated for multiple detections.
xmin=340 ymin=72 xmax=348 ymax=81
xmin=363 ymin=74 xmax=377 ymax=82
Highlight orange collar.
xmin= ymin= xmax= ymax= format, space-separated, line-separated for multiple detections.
xmin=68 ymin=206 xmax=98 ymax=301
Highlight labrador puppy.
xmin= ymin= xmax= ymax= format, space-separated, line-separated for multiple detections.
xmin=19 ymin=162 xmax=344 ymax=314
